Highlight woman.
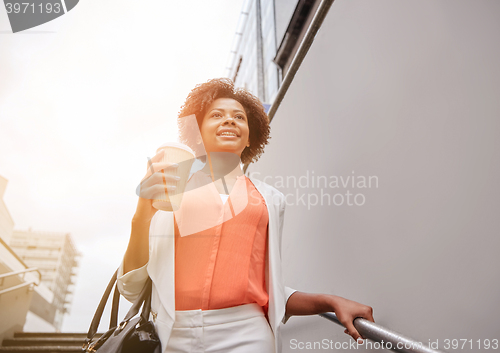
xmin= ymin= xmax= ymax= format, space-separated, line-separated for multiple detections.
xmin=118 ymin=78 xmax=374 ymax=353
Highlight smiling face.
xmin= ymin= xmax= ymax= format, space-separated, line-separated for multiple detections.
xmin=200 ymin=98 xmax=250 ymax=158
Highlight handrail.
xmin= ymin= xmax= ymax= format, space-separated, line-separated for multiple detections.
xmin=243 ymin=0 xmax=335 ymax=173
xmin=0 ymin=267 xmax=42 ymax=285
xmin=320 ymin=312 xmax=447 ymax=353
xmin=0 ymin=281 xmax=37 ymax=297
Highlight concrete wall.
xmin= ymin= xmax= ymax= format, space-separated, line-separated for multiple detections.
xmin=0 ymin=283 xmax=34 ymax=341
xmin=249 ymin=1 xmax=500 ymax=352
xmin=0 ymin=176 xmax=14 ymax=245
xmin=0 ymin=229 xmax=55 ymax=336
xmin=0 ymin=261 xmax=33 ymax=341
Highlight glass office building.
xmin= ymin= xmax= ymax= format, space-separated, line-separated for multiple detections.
xmin=225 ymin=0 xmax=280 ymax=104
xmin=224 ymin=0 xmax=318 ymax=106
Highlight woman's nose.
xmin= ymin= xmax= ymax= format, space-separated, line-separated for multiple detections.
xmin=221 ymin=116 xmax=236 ymax=125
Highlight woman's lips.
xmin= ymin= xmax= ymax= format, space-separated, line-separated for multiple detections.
xmin=217 ymin=131 xmax=239 ymax=138
xmin=217 ymin=134 xmax=239 ymax=139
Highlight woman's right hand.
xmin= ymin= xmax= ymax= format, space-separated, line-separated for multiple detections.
xmin=134 ymin=149 xmax=179 ymax=223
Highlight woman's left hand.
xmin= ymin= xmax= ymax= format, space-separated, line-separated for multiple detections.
xmin=326 ymin=295 xmax=374 ymax=343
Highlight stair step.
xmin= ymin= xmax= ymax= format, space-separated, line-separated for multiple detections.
xmin=2 ymin=338 xmax=85 ymax=347
xmin=0 ymin=333 xmax=105 ymax=352
xmin=13 ymin=334 xmax=100 ymax=339
xmin=0 ymin=347 xmax=81 ymax=353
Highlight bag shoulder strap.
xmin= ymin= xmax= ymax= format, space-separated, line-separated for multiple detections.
xmin=85 ymin=269 xmax=152 ymax=342
xmin=86 ymin=269 xmax=118 ymax=340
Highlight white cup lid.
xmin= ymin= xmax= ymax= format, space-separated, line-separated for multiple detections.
xmin=157 ymin=142 xmax=195 ymax=155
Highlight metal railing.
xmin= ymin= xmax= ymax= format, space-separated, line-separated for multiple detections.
xmin=0 ymin=281 xmax=37 ymax=296
xmin=0 ymin=267 xmax=41 ymax=297
xmin=320 ymin=312 xmax=446 ymax=353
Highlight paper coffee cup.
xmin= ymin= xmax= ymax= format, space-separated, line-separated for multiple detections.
xmin=153 ymin=142 xmax=195 ymax=212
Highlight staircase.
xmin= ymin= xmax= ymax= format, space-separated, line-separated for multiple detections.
xmin=0 ymin=333 xmax=101 ymax=353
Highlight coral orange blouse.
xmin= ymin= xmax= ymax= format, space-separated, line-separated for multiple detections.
xmin=173 ymin=171 xmax=269 ymax=315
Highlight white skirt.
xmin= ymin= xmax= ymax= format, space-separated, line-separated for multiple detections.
xmin=165 ymin=303 xmax=275 ymax=353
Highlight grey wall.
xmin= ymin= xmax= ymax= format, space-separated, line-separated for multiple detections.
xmin=249 ymin=0 xmax=500 ymax=352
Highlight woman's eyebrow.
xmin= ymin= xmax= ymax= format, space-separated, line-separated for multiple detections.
xmin=209 ymin=108 xmax=247 ymax=115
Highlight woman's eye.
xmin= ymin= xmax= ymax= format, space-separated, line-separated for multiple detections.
xmin=235 ymin=115 xmax=244 ymax=120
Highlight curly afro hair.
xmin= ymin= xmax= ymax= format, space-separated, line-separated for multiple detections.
xmin=177 ymin=78 xmax=270 ymax=165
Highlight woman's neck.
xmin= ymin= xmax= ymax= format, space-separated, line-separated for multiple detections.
xmin=202 ymin=151 xmax=243 ymax=182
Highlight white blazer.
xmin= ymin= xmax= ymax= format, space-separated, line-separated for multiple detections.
xmin=117 ymin=176 xmax=297 ymax=353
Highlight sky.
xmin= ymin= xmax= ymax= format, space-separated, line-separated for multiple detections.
xmin=0 ymin=0 xmax=244 ymax=331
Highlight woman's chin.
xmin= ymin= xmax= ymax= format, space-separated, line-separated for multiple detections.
xmin=206 ymin=148 xmax=243 ymax=158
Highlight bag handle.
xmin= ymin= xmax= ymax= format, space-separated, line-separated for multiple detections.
xmin=121 ymin=277 xmax=152 ymax=323
xmin=85 ymin=268 xmax=153 ymax=342
xmin=141 ymin=279 xmax=153 ymax=323
xmin=85 ymin=269 xmax=118 ymax=340
xmin=110 ymin=283 xmax=120 ymax=329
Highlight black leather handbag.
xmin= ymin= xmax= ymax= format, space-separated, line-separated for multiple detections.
xmin=82 ymin=269 xmax=161 ymax=353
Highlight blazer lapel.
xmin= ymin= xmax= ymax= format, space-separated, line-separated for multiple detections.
xmin=248 ymin=177 xmax=286 ymax=344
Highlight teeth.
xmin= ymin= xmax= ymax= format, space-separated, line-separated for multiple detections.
xmin=220 ymin=132 xmax=237 ymax=136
